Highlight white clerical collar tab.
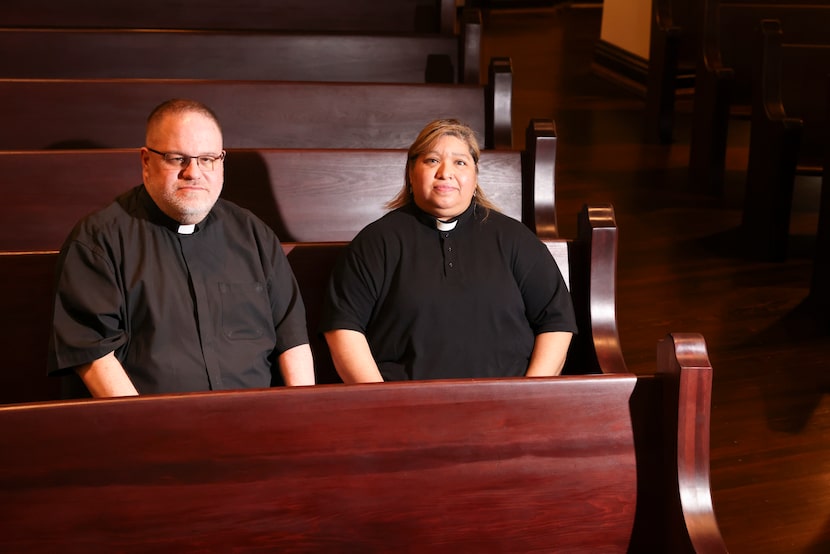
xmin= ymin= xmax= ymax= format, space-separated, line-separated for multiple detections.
xmin=177 ymin=224 xmax=196 ymax=235
xmin=435 ymin=219 xmax=458 ymax=231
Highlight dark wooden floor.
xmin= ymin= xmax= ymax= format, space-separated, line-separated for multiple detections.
xmin=480 ymin=4 xmax=830 ymax=553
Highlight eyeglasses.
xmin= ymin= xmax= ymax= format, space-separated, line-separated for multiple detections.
xmin=146 ymin=147 xmax=225 ymax=172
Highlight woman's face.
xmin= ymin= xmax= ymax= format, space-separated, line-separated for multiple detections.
xmin=408 ymin=135 xmax=477 ymax=220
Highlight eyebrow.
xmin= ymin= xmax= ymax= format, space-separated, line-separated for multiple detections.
xmin=424 ymin=150 xmax=472 ymax=160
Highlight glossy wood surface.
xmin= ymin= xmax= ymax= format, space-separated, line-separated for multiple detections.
xmin=0 ymin=121 xmax=552 ymax=250
xmin=0 ymin=24 xmax=481 ymax=84
xmin=0 ymin=68 xmax=512 ymax=149
xmin=0 ymin=376 xmax=641 ymax=552
xmin=487 ymin=5 xmax=828 ymax=552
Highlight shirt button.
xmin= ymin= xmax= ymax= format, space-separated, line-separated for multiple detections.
xmin=447 ymin=247 xmax=453 ymax=252
xmin=448 ymin=262 xmax=454 ymax=268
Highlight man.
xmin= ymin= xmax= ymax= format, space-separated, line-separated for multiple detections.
xmin=49 ymin=99 xmax=314 ymax=397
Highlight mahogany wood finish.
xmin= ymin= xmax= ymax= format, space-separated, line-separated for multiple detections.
xmin=3 ymin=0 xmax=457 ymax=34
xmin=0 ymin=204 xmax=622 ymax=402
xmin=0 ymin=120 xmax=548 ymax=252
xmin=688 ymin=1 xmax=830 ymax=196
xmin=0 ymin=333 xmax=723 ymax=553
xmin=0 ymin=62 xmax=512 ymax=150
xmin=0 ymin=14 xmax=482 ymax=84
xmin=742 ymin=20 xmax=830 ymax=261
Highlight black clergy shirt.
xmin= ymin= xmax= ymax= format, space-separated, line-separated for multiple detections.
xmin=49 ymin=185 xmax=309 ymax=394
xmin=321 ymin=201 xmax=577 ymax=380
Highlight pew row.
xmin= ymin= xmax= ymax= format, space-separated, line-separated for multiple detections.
xmin=0 ymin=60 xmax=512 ymax=150
xmin=0 ymin=333 xmax=728 ymax=553
xmin=0 ymin=10 xmax=483 ymax=84
xmin=3 ymin=0 xmax=457 ymax=34
xmin=741 ymin=20 xmax=830 ymax=261
xmin=0 ymin=203 xmax=624 ymax=403
xmin=688 ymin=1 xmax=830 ymax=195
xmin=0 ymin=119 xmax=551 ymax=252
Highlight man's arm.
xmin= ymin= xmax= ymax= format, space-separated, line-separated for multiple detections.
xmin=525 ymin=331 xmax=573 ymax=377
xmin=75 ymin=351 xmax=139 ymax=397
xmin=278 ymin=343 xmax=315 ymax=386
xmin=324 ymin=329 xmax=383 ymax=383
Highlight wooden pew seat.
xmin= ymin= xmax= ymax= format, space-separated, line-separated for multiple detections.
xmin=0 ymin=203 xmax=624 ymax=403
xmin=0 ymin=60 xmax=512 ymax=150
xmin=3 ymin=0 xmax=457 ymax=34
xmin=0 ymin=13 xmax=483 ymax=84
xmin=0 ymin=332 xmax=728 ymax=553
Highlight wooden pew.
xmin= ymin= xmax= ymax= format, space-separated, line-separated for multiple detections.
xmin=0 ymin=202 xmax=624 ymax=403
xmin=0 ymin=118 xmax=550 ymax=252
xmin=0 ymin=10 xmax=483 ymax=84
xmin=644 ymin=0 xmax=697 ymax=144
xmin=4 ymin=0 xmax=457 ymax=35
xmin=0 ymin=59 xmax=512 ymax=150
xmin=741 ymin=20 xmax=830 ymax=261
xmin=0 ymin=332 xmax=728 ymax=553
xmin=688 ymin=1 xmax=830 ymax=195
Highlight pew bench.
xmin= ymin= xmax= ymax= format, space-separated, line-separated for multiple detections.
xmin=742 ymin=20 xmax=830 ymax=261
xmin=3 ymin=0 xmax=457 ymax=34
xmin=0 ymin=202 xmax=624 ymax=402
xmin=0 ymin=119 xmax=551 ymax=252
xmin=0 ymin=59 xmax=512 ymax=150
xmin=0 ymin=11 xmax=483 ymax=84
xmin=0 ymin=333 xmax=728 ymax=553
xmin=688 ymin=1 xmax=830 ymax=195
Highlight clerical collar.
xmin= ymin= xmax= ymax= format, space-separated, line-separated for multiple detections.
xmin=435 ymin=218 xmax=458 ymax=231
xmin=177 ymin=224 xmax=196 ymax=235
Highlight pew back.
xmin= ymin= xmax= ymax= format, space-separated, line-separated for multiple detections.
xmin=0 ymin=22 xmax=482 ymax=84
xmin=0 ymin=67 xmax=512 ymax=149
xmin=0 ymin=138 xmax=547 ymax=251
xmin=3 ymin=0 xmax=457 ymax=34
xmin=0 ymin=333 xmax=726 ymax=553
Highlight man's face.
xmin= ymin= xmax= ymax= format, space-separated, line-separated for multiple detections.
xmin=141 ymin=110 xmax=225 ymax=225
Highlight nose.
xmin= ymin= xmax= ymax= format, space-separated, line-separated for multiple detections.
xmin=436 ymin=160 xmax=452 ymax=179
xmin=179 ymin=157 xmax=201 ymax=179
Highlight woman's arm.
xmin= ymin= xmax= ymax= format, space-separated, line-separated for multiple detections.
xmin=525 ymin=331 xmax=573 ymax=377
xmin=278 ymin=343 xmax=316 ymax=386
xmin=75 ymin=351 xmax=139 ymax=397
xmin=324 ymin=329 xmax=383 ymax=383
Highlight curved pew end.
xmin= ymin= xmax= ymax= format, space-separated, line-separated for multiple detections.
xmin=657 ymin=332 xmax=729 ymax=554
xmin=563 ymin=203 xmax=627 ymax=375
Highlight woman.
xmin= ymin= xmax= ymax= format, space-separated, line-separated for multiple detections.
xmin=321 ymin=119 xmax=576 ymax=382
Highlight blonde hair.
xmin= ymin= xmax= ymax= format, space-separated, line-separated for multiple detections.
xmin=386 ymin=119 xmax=499 ymax=215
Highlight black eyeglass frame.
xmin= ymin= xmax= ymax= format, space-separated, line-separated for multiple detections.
xmin=145 ymin=146 xmax=226 ymax=171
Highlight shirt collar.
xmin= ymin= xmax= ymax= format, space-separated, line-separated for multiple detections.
xmin=411 ymin=201 xmax=477 ymax=232
xmin=137 ymin=185 xmax=207 ymax=235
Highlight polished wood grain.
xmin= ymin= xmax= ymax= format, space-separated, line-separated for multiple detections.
xmin=484 ymin=5 xmax=829 ymax=552
xmin=0 ymin=65 xmax=512 ymax=149
xmin=0 ymin=120 xmax=552 ymax=250
xmin=0 ymin=22 xmax=482 ymax=84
